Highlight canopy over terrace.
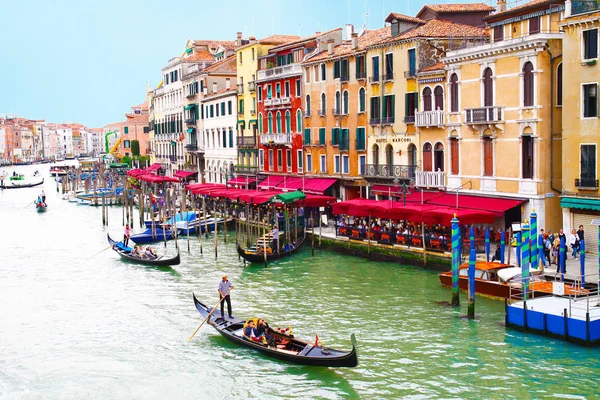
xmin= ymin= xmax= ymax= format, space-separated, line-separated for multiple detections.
xmin=227 ymin=177 xmax=257 ymax=188
xmin=137 ymin=174 xmax=180 ymax=183
xmin=173 ymin=170 xmax=197 ymax=179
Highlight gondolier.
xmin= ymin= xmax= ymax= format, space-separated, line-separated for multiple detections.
xmin=218 ymin=275 xmax=234 ymax=319
xmin=124 ymin=224 xmax=132 ymax=246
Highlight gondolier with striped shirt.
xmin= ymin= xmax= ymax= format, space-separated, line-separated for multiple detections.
xmin=218 ymin=276 xmax=234 ymax=319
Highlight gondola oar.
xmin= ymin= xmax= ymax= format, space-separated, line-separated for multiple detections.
xmin=188 ymin=287 xmax=232 ymax=343
xmin=87 ymin=245 xmax=112 ymax=259
xmin=24 ymin=200 xmax=34 ymax=208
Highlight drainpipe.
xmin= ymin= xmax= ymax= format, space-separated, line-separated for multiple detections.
xmin=548 ymin=47 xmax=561 ymax=194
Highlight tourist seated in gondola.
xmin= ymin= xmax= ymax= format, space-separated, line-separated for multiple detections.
xmin=244 ymin=320 xmax=261 ymax=341
xmin=144 ymin=246 xmax=157 ymax=259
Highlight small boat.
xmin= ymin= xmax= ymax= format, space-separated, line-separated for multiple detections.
xmin=1 ymin=178 xmax=44 ymax=189
xmin=129 ymin=226 xmax=176 ymax=244
xmin=192 ymin=294 xmax=358 ymax=367
xmin=438 ymin=261 xmax=589 ymax=300
xmin=36 ymin=202 xmax=47 ymax=213
xmin=107 ymin=234 xmax=180 ymax=266
xmin=237 ymin=232 xmax=305 ymax=264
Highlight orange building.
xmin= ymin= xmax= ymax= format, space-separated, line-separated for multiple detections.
xmin=119 ymin=102 xmax=150 ymax=157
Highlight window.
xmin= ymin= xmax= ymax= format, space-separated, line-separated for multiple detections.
xmin=285 ymin=81 xmax=290 ymax=97
xmin=296 ymin=79 xmax=301 ymax=96
xmin=408 ymin=49 xmax=416 ymax=75
xmin=319 ymin=128 xmax=326 ymax=145
xmin=557 ymin=63 xmax=563 ymax=106
xmin=259 ymin=149 xmax=264 ymax=170
xmin=221 ymin=102 xmax=226 ymax=115
xmin=372 ymin=56 xmax=379 ymax=81
xmin=529 ymin=17 xmax=540 ymax=34
xmin=434 ymin=142 xmax=444 ymax=172
xmin=277 ymin=149 xmax=283 ymax=171
xmin=493 ymin=25 xmax=503 ymax=42
xmin=216 ymin=103 xmax=220 ymax=117
xmin=321 ymin=93 xmax=327 ymax=114
xmin=450 ymin=74 xmax=459 ymax=113
xmin=385 ymin=53 xmax=393 ymax=79
xmin=124 ymin=126 xmax=129 ymax=134
xmin=581 ymin=144 xmax=597 ymax=184
xmin=382 ymin=95 xmax=394 ymax=120
xmin=286 ymin=149 xmax=292 ymax=172
xmin=423 ymin=87 xmax=432 ymax=111
xmin=239 ymin=52 xmax=243 ymax=64
xmin=359 ymin=155 xmax=366 ymax=175
xmin=267 ymin=85 xmax=272 ymax=99
xmin=297 ymin=150 xmax=303 ymax=171
xmin=306 ymin=153 xmax=313 ymax=172
xmin=143 ymin=126 xmax=149 ymax=134
xmin=583 ymin=84 xmax=598 ymax=118
xmin=583 ymin=29 xmax=598 ymax=60
xmin=343 ymin=91 xmax=349 ymax=115
xmin=252 ymin=48 xmax=255 ymax=60
xmin=314 ymin=65 xmax=319 ymax=82
xmin=370 ymin=97 xmax=381 ymax=121
xmin=359 ymin=88 xmax=366 ymax=112
xmin=269 ymin=149 xmax=274 ymax=169
xmin=434 ymin=86 xmax=444 ymax=110
xmin=483 ymin=68 xmax=494 ymax=107
xmin=331 ymin=128 xmax=340 ymax=145
xmin=450 ymin=138 xmax=459 ymax=175
xmin=305 ymin=68 xmax=311 ymax=83
xmin=304 ymin=128 xmax=311 ymax=145
xmin=334 ymin=60 xmax=341 ymax=79
xmin=334 ymin=155 xmax=340 ymax=173
xmin=342 ymin=155 xmax=349 ymax=174
xmin=372 ymin=144 xmax=379 ymax=165
xmin=222 ymin=130 xmax=226 ymax=148
xmin=228 ymin=100 xmax=232 ymax=115
xmin=276 ymin=83 xmax=281 ymax=98
xmin=268 ymin=112 xmax=273 ymax=133
xmin=320 ymin=63 xmax=326 ymax=81
xmin=335 ymin=91 xmax=341 ymax=113
xmin=341 ymin=59 xmax=349 ymax=81
xmin=422 ymin=143 xmax=432 ymax=172
xmin=306 ymin=94 xmax=311 ymax=115
xmin=320 ymin=154 xmax=326 ymax=173
xmin=258 ymin=86 xmax=263 ymax=101
xmin=276 ymin=112 xmax=282 ymax=133
xmin=355 ymin=55 xmax=366 ymax=78
xmin=285 ymin=110 xmax=291 ymax=133
xmin=483 ymin=137 xmax=494 ymax=176
xmin=522 ymin=62 xmax=535 ymax=107
xmin=123 ymin=140 xmax=131 ymax=148
xmin=522 ymin=135 xmax=534 ymax=179
xmin=356 ymin=127 xmax=366 ymax=150
xmin=296 ymin=110 xmax=302 ymax=132
xmin=210 ymin=105 xmax=214 ymax=118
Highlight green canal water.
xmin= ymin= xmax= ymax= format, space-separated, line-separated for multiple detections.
xmin=1 ymin=165 xmax=598 ymax=399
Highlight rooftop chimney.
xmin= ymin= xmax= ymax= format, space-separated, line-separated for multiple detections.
xmin=236 ymin=32 xmax=243 ymax=46
xmin=327 ymin=39 xmax=335 ymax=55
xmin=351 ymin=33 xmax=358 ymax=50
xmin=497 ymin=0 xmax=507 ymax=12
xmin=212 ymin=82 xmax=217 ymax=93
xmin=346 ymin=24 xmax=354 ymax=41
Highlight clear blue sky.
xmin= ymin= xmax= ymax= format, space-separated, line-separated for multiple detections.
xmin=0 ymin=0 xmax=441 ymax=128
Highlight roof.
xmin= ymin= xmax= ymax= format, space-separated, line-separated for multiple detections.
xmin=259 ymin=34 xmax=302 ymax=46
xmin=269 ymin=27 xmax=343 ymax=52
xmin=192 ymin=40 xmax=236 ymax=50
xmin=419 ymin=3 xmax=495 ymax=14
xmin=183 ymin=50 xmax=215 ymax=62
xmin=420 ymin=61 xmax=445 ymax=72
xmin=485 ymin=0 xmax=564 ymax=21
xmin=304 ymin=27 xmax=391 ymax=63
xmin=385 ymin=12 xmax=426 ymax=24
xmin=201 ymin=87 xmax=238 ymax=101
xmin=376 ymin=19 xmax=487 ymax=45
xmin=203 ymin=54 xmax=237 ymax=74
xmin=132 ymin=102 xmax=148 ymax=111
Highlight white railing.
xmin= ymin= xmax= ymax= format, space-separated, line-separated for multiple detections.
xmin=415 ymin=170 xmax=445 ymax=188
xmin=465 ymin=106 xmax=503 ymax=124
xmin=281 ymin=97 xmax=291 ymax=105
xmin=415 ymin=109 xmax=445 ymax=127
xmin=259 ymin=133 xmax=292 ymax=145
xmin=257 ymin=64 xmax=303 ymax=81
xmin=264 ymin=99 xmax=273 ymax=106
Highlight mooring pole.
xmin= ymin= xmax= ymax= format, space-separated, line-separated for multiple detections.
xmin=485 ymin=228 xmax=490 ymax=262
xmin=522 ymin=220 xmax=531 ymax=301
xmin=500 ymin=229 xmax=505 ymax=264
xmin=451 ymin=215 xmax=460 ymax=306
xmin=531 ymin=210 xmax=538 ymax=271
xmin=468 ymin=226 xmax=476 ymax=319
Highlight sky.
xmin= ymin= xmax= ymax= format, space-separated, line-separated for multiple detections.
xmin=0 ymin=0 xmax=466 ymax=128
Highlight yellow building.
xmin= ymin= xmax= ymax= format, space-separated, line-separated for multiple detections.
xmin=559 ymin=0 xmax=600 ymax=245
xmin=443 ymin=0 xmax=565 ymax=230
xmin=235 ymin=35 xmax=300 ymax=181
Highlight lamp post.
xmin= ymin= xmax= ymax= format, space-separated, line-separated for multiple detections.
xmin=402 ymin=181 xmax=408 ymax=206
xmin=392 ymin=177 xmax=399 ymax=207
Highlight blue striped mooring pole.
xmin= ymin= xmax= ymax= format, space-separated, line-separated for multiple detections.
xmin=485 ymin=228 xmax=490 ymax=262
xmin=530 ymin=211 xmax=538 ymax=270
xmin=451 ymin=215 xmax=460 ymax=306
xmin=580 ymin=237 xmax=586 ymax=285
xmin=500 ymin=229 xmax=505 ymax=264
xmin=522 ymin=221 xmax=530 ymax=300
xmin=468 ymin=227 xmax=476 ymax=319
xmin=516 ymin=231 xmax=522 ymax=268
xmin=559 ymin=235 xmax=566 ymax=282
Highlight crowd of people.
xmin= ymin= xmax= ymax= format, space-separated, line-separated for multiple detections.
xmin=129 ymin=245 xmax=158 ymax=260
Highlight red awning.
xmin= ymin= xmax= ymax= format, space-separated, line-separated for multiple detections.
xmin=137 ymin=174 xmax=179 ymax=183
xmin=227 ymin=177 xmax=257 ymax=187
xmin=192 ymin=184 xmax=227 ymax=195
xmin=127 ymin=168 xmax=144 ymax=177
xmin=174 ymin=170 xmax=197 ymax=179
xmin=257 ymin=175 xmax=285 ymax=190
xmin=401 ymin=192 xmax=524 ymax=213
xmin=186 ymin=183 xmax=220 ymax=192
xmin=303 ymin=178 xmax=337 ymax=195
xmin=147 ymin=163 xmax=162 ymax=172
xmin=237 ymin=190 xmax=281 ymax=203
xmin=302 ymin=195 xmax=337 ymax=208
xmin=371 ymin=184 xmax=405 ymax=195
xmin=276 ymin=177 xmax=304 ymax=191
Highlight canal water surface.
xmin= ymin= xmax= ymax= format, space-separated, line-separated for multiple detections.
xmin=1 ymin=165 xmax=598 ymax=399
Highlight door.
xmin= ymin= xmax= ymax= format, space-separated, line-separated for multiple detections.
xmin=573 ymin=213 xmax=598 ymax=254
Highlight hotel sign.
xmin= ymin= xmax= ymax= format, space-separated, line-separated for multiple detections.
xmin=375 ymin=137 xmax=413 ymax=144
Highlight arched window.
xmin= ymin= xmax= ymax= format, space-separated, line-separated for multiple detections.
xmin=359 ymin=88 xmax=366 ymax=112
xmin=258 ymin=112 xmax=263 ymax=133
xmin=268 ymin=112 xmax=273 ymax=133
xmin=434 ymin=142 xmax=444 ymax=171
xmin=450 ymin=73 xmax=459 ymax=112
xmin=372 ymin=144 xmax=379 ymax=165
xmin=306 ymin=94 xmax=311 ymax=115
xmin=483 ymin=68 xmax=493 ymax=107
xmin=434 ymin=86 xmax=444 ymax=111
xmin=385 ymin=144 xmax=393 ymax=166
xmin=335 ymin=91 xmax=341 ymax=113
xmin=423 ymin=143 xmax=432 ymax=172
xmin=321 ymin=93 xmax=326 ymax=113
xmin=557 ymin=63 xmax=563 ymax=106
xmin=423 ymin=87 xmax=432 ymax=111
xmin=343 ymin=91 xmax=349 ymax=115
xmin=276 ymin=111 xmax=282 ymax=133
xmin=407 ymin=144 xmax=417 ymax=167
xmin=523 ymin=61 xmax=534 ymax=107
xmin=296 ymin=109 xmax=302 ymax=132
xmin=285 ymin=110 xmax=291 ymax=133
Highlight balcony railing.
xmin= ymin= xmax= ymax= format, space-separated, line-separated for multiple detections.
xmin=404 ymin=70 xmax=416 ymax=79
xmin=259 ymin=133 xmax=292 ymax=145
xmin=257 ymin=63 xmax=303 ymax=81
xmin=404 ymin=116 xmax=415 ymax=124
xmin=383 ymin=72 xmax=394 ymax=81
xmin=248 ymin=82 xmax=255 ymax=92
xmin=280 ymin=97 xmax=291 ymax=105
xmin=303 ymin=111 xmax=311 ymax=117
xmin=332 ymin=108 xmax=341 ymax=116
xmin=237 ymin=136 xmax=257 ymax=149
xmin=185 ymin=118 xmax=196 ymax=125
xmin=369 ymin=118 xmax=381 ymax=125
xmin=356 ymin=71 xmax=367 ymax=80
xmin=362 ymin=164 xmax=416 ymax=180
xmin=185 ymin=144 xmax=198 ymax=151
xmin=415 ymin=110 xmax=445 ymax=127
xmin=340 ymin=74 xmax=349 ymax=82
xmin=318 ymin=110 xmax=327 ymax=117
xmin=465 ymin=106 xmax=503 ymax=124
xmin=237 ymin=86 xmax=244 ymax=94
xmin=415 ymin=170 xmax=446 ymax=189
xmin=186 ymin=92 xmax=196 ymax=99
xmin=264 ymin=98 xmax=286 ymax=107
xmin=572 ymin=0 xmax=600 ymax=15
xmin=234 ymin=165 xmax=258 ymax=175
xmin=381 ymin=117 xmax=395 ymax=125
xmin=575 ymin=178 xmax=599 ymax=189
xmin=369 ymin=75 xmax=380 ymax=83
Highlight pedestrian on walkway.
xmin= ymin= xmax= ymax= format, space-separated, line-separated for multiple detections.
xmin=577 ymin=225 xmax=585 ymax=243
xmin=569 ymin=229 xmax=579 ymax=259
xmin=553 ymin=237 xmax=560 ymax=268
xmin=218 ymin=275 xmax=234 ymax=319
xmin=272 ymin=225 xmax=279 ymax=251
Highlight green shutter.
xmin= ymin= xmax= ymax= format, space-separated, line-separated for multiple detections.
xmin=319 ymin=128 xmax=325 ymax=145
xmin=382 ymin=97 xmax=388 ymax=118
xmin=370 ymin=98 xmax=375 ymax=118
xmin=391 ymin=95 xmax=395 ymax=118
xmin=404 ymin=94 xmax=409 ymax=117
xmin=304 ymin=128 xmax=310 ymax=145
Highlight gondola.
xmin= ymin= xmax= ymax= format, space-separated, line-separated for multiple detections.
xmin=192 ymin=294 xmax=358 ymax=367
xmin=0 ymin=178 xmax=44 ymax=189
xmin=237 ymin=232 xmax=306 ymax=264
xmin=107 ymin=234 xmax=180 ymax=266
xmin=36 ymin=203 xmax=47 ymax=213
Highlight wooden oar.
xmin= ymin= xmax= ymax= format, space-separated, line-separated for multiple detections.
xmin=24 ymin=201 xmax=34 ymax=208
xmin=88 ymin=245 xmax=113 ymax=259
xmin=188 ymin=287 xmax=232 ymax=343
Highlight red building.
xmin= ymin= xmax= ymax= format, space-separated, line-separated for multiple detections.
xmin=256 ymin=29 xmax=342 ymax=177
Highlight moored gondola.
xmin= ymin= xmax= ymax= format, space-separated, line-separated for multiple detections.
xmin=237 ymin=232 xmax=306 ymax=264
xmin=107 ymin=234 xmax=180 ymax=266
xmin=0 ymin=178 xmax=44 ymax=189
xmin=192 ymin=293 xmax=358 ymax=367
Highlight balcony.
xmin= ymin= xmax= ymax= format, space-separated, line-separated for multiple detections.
xmin=415 ymin=110 xmax=445 ymax=127
xmin=465 ymin=106 xmax=503 ymax=124
xmin=257 ymin=63 xmax=303 ymax=82
xmin=381 ymin=117 xmax=395 ymax=125
xmin=404 ymin=70 xmax=416 ymax=79
xmin=340 ymin=74 xmax=350 ymax=82
xmin=237 ymin=136 xmax=257 ymax=149
xmin=362 ymin=164 xmax=416 ymax=180
xmin=383 ymin=72 xmax=394 ymax=82
xmin=404 ymin=116 xmax=415 ymax=124
xmin=237 ymin=86 xmax=244 ymax=94
xmin=185 ymin=144 xmax=198 ymax=151
xmin=332 ymin=108 xmax=341 ymax=116
xmin=415 ymin=170 xmax=446 ymax=189
xmin=259 ymin=133 xmax=292 ymax=146
xmin=185 ymin=118 xmax=197 ymax=125
xmin=280 ymin=97 xmax=291 ymax=105
xmin=356 ymin=71 xmax=367 ymax=80
xmin=369 ymin=75 xmax=380 ymax=83
xmin=575 ymin=178 xmax=599 ymax=190
xmin=248 ymin=82 xmax=255 ymax=92
xmin=186 ymin=92 xmax=196 ymax=99
xmin=264 ymin=98 xmax=288 ymax=107
xmin=318 ymin=110 xmax=327 ymax=117
xmin=234 ymin=165 xmax=258 ymax=174
xmin=303 ymin=111 xmax=311 ymax=118
xmin=369 ymin=118 xmax=381 ymax=125
xmin=250 ymin=109 xmax=256 ymax=116
xmin=572 ymin=0 xmax=600 ymax=15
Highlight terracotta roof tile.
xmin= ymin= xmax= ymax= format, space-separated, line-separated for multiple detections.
xmin=203 ymin=55 xmax=237 ymax=74
xmin=385 ymin=12 xmax=426 ymax=24
xmin=303 ymin=27 xmax=391 ymax=63
xmin=420 ymin=61 xmax=446 ymax=72
xmin=192 ymin=40 xmax=236 ymax=50
xmin=183 ymin=50 xmax=215 ymax=62
xmin=269 ymin=28 xmax=343 ymax=52
xmin=376 ymin=19 xmax=487 ymax=45
xmin=259 ymin=34 xmax=302 ymax=45
xmin=421 ymin=3 xmax=495 ymax=13
xmin=485 ymin=0 xmax=563 ymax=20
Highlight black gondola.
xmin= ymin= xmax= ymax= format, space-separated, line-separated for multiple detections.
xmin=237 ymin=233 xmax=306 ymax=264
xmin=107 ymin=234 xmax=180 ymax=266
xmin=0 ymin=178 xmax=44 ymax=189
xmin=192 ymin=293 xmax=358 ymax=367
